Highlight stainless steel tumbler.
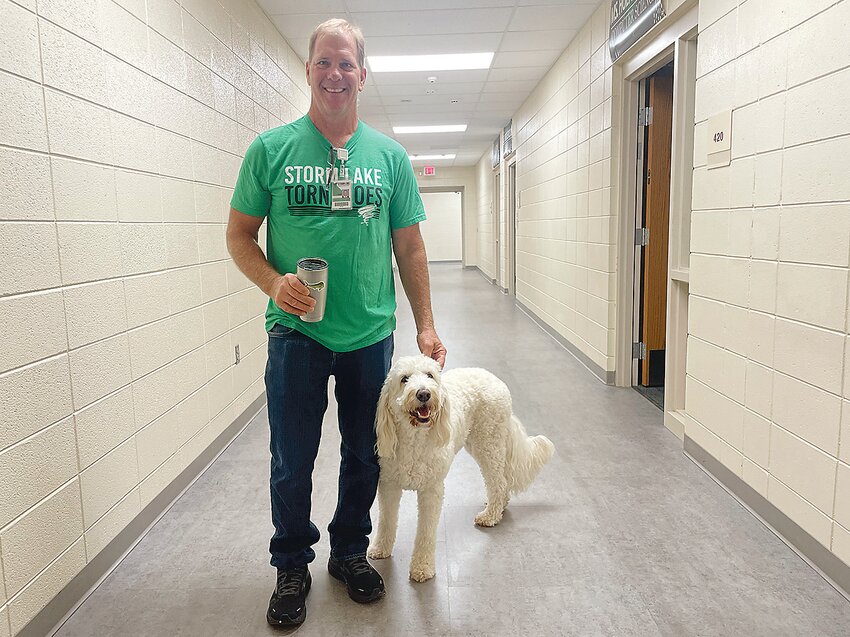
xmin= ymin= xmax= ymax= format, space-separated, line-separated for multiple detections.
xmin=296 ymin=257 xmax=328 ymax=322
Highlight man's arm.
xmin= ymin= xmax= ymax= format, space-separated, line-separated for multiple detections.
xmin=226 ymin=207 xmax=315 ymax=316
xmin=391 ymin=224 xmax=447 ymax=367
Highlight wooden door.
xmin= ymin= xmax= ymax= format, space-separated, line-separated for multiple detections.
xmin=641 ymin=72 xmax=673 ymax=386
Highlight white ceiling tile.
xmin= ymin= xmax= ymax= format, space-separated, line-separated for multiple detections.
xmin=347 ymin=0 xmax=515 ymax=9
xmin=259 ymin=0 xmax=346 ymax=14
xmin=382 ymin=94 xmax=477 ymax=108
xmin=500 ymin=29 xmax=578 ymax=52
xmin=268 ymin=13 xmax=339 ymax=41
xmin=352 ymin=9 xmax=513 ymax=37
xmin=364 ymin=33 xmax=503 ymax=56
xmin=508 ymin=4 xmax=598 ymax=32
xmin=487 ymin=66 xmax=547 ymax=83
xmin=378 ymin=82 xmax=485 ymax=96
xmin=481 ymin=79 xmax=539 ymax=94
xmin=389 ymin=113 xmax=472 ymax=126
xmin=492 ymin=50 xmax=561 ymax=69
xmin=369 ymin=69 xmax=490 ymax=86
xmin=384 ymin=103 xmax=475 ymax=115
xmin=517 ymin=0 xmax=600 ymax=5
xmin=475 ymin=100 xmax=523 ymax=113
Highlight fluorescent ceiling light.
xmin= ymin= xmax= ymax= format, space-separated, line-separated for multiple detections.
xmin=368 ymin=52 xmax=494 ymax=73
xmin=393 ymin=125 xmax=467 ymax=134
xmin=408 ymin=154 xmax=456 ymax=161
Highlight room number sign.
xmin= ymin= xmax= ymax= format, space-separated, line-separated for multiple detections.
xmin=707 ymin=110 xmax=732 ymax=168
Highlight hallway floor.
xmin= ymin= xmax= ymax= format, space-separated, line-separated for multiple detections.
xmin=55 ymin=265 xmax=850 ymax=636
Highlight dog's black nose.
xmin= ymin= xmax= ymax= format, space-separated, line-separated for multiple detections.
xmin=416 ymin=389 xmax=431 ymax=403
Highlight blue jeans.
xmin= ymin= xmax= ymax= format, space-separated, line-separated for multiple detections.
xmin=265 ymin=323 xmax=393 ymax=570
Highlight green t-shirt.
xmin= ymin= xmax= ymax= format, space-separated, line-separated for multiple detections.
xmin=230 ymin=115 xmax=426 ymax=352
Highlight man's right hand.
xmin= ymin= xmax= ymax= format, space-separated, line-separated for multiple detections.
xmin=270 ymin=273 xmax=316 ymax=316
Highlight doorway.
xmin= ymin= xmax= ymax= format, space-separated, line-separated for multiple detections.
xmin=633 ymin=63 xmax=674 ymax=408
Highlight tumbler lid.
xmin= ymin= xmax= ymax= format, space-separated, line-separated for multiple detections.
xmin=296 ymin=257 xmax=328 ymax=271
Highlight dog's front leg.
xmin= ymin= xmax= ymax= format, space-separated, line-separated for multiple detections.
xmin=409 ymin=483 xmax=444 ymax=582
xmin=367 ymin=481 xmax=402 ymax=559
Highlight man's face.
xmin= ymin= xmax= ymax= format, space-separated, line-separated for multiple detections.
xmin=306 ymin=32 xmax=366 ymax=120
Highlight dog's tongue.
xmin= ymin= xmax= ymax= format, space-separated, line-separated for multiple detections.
xmin=416 ymin=406 xmax=430 ymax=418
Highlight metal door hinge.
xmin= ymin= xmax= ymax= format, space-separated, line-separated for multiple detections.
xmin=235 ymin=344 xmax=241 ymax=365
xmin=635 ymin=227 xmax=649 ymax=246
xmin=638 ymin=106 xmax=653 ymax=126
xmin=633 ymin=342 xmax=647 ymax=360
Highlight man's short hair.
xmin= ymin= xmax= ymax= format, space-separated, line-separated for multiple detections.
xmin=308 ymin=19 xmax=366 ymax=69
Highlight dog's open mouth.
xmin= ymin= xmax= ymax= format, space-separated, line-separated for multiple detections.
xmin=409 ymin=405 xmax=431 ymax=426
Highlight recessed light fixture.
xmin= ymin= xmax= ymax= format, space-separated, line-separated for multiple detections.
xmin=393 ymin=125 xmax=467 ymax=134
xmin=368 ymin=52 xmax=495 ymax=73
xmin=408 ymin=154 xmax=456 ymax=161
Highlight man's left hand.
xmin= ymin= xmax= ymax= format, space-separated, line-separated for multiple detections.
xmin=417 ymin=329 xmax=447 ymax=368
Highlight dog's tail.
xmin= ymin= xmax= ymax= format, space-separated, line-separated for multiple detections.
xmin=506 ymin=415 xmax=555 ymax=494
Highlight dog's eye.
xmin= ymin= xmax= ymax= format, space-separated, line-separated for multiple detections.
xmin=426 ymin=373 xmax=434 ymax=379
xmin=401 ymin=375 xmax=409 ymax=384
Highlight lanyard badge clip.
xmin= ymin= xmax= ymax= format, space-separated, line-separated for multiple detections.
xmin=328 ymin=146 xmax=352 ymax=210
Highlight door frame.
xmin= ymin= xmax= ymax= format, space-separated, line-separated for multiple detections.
xmin=493 ymin=169 xmax=501 ymax=287
xmin=613 ymin=0 xmax=698 ymax=438
xmin=506 ymin=158 xmax=518 ymax=297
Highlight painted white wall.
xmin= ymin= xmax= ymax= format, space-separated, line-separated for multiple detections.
xmin=415 ymin=165 xmax=478 ymax=266
xmin=0 ymin=0 xmax=309 ymax=632
xmin=684 ymin=0 xmax=850 ymax=571
xmin=419 ymin=191 xmax=462 ymax=262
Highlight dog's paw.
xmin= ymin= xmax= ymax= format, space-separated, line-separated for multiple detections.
xmin=474 ymin=509 xmax=502 ymax=527
xmin=367 ymin=545 xmax=392 ymax=559
xmin=409 ymin=563 xmax=435 ymax=582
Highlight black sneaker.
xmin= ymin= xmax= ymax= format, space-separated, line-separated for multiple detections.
xmin=267 ymin=566 xmax=311 ymax=628
xmin=327 ymin=555 xmax=385 ymax=603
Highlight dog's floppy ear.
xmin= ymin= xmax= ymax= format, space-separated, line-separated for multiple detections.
xmin=374 ymin=379 xmax=397 ymax=459
xmin=430 ymin=386 xmax=451 ymax=448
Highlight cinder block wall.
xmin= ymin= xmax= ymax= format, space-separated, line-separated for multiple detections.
xmin=685 ymin=0 xmax=850 ymax=568
xmin=476 ymin=156 xmax=495 ymax=280
xmin=471 ymin=0 xmax=850 ymax=575
xmin=0 ymin=0 xmax=308 ymax=633
xmin=476 ymin=2 xmax=616 ymax=373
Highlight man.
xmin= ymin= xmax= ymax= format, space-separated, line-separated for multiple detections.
xmin=226 ymin=18 xmax=446 ymax=628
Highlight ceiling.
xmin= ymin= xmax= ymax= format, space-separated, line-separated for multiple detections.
xmin=258 ymin=0 xmax=604 ymax=167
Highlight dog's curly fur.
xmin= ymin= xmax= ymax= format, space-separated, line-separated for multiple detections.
xmin=367 ymin=355 xmax=554 ymax=582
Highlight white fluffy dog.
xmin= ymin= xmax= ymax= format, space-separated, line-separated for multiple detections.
xmin=367 ymin=355 xmax=554 ymax=582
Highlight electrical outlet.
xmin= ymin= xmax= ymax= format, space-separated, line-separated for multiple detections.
xmin=235 ymin=344 xmax=241 ymax=365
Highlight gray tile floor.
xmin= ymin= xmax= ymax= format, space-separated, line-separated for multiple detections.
xmin=55 ymin=264 xmax=850 ymax=636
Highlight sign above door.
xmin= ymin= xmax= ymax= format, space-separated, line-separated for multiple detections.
xmin=609 ymin=0 xmax=667 ymax=62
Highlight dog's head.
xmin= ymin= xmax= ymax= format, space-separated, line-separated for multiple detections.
xmin=375 ymin=354 xmax=451 ymax=458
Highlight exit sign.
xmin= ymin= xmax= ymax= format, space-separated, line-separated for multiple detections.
xmin=423 ymin=166 xmax=436 ymax=176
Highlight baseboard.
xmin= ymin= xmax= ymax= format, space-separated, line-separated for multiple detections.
xmin=515 ymin=300 xmax=615 ymax=385
xmin=473 ymin=266 xmax=496 ymax=285
xmin=18 ymin=392 xmax=267 ymax=637
xmin=684 ymin=435 xmax=850 ymax=601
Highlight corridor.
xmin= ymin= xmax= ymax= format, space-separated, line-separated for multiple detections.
xmin=53 ymin=265 xmax=850 ymax=636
